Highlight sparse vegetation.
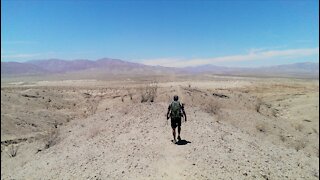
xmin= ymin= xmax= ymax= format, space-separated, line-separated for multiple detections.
xmin=1 ymin=76 xmax=318 ymax=179
xmin=256 ymin=123 xmax=266 ymax=133
xmin=212 ymin=93 xmax=229 ymax=98
xmin=255 ymin=99 xmax=262 ymax=113
xmin=140 ymin=82 xmax=158 ymax=103
xmin=293 ymin=138 xmax=307 ymax=151
xmin=88 ymin=126 xmax=101 ymax=139
xmin=206 ymin=101 xmax=221 ymax=115
xmin=294 ymin=123 xmax=304 ymax=132
xmin=44 ymin=129 xmax=59 ymax=149
xmin=312 ymin=128 xmax=318 ymax=134
xmin=279 ymin=134 xmax=286 ymax=142
xmin=53 ymin=121 xmax=58 ymax=128
xmin=6 ymin=145 xmax=18 ymax=158
xmin=127 ymin=89 xmax=133 ymax=100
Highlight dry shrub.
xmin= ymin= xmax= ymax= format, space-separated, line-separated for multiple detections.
xmin=206 ymin=101 xmax=221 ymax=115
xmin=53 ymin=121 xmax=58 ymax=128
xmin=120 ymin=106 xmax=130 ymax=115
xmin=140 ymin=82 xmax=158 ymax=103
xmin=255 ymin=99 xmax=262 ymax=113
xmin=127 ymin=89 xmax=133 ymax=100
xmin=279 ymin=134 xmax=286 ymax=142
xmin=88 ymin=126 xmax=101 ymax=139
xmin=256 ymin=123 xmax=266 ymax=133
xmin=294 ymin=123 xmax=304 ymax=132
xmin=44 ymin=129 xmax=58 ymax=149
xmin=312 ymin=128 xmax=318 ymax=134
xmin=293 ymin=138 xmax=308 ymax=151
xmin=6 ymin=145 xmax=18 ymax=158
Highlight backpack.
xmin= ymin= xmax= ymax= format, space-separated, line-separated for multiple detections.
xmin=170 ymin=101 xmax=181 ymax=118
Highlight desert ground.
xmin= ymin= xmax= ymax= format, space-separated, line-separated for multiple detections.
xmin=1 ymin=75 xmax=319 ymax=179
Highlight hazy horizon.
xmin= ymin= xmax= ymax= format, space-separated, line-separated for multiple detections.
xmin=1 ymin=57 xmax=319 ymax=69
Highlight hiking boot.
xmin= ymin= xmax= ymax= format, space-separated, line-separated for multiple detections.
xmin=177 ymin=136 xmax=181 ymax=141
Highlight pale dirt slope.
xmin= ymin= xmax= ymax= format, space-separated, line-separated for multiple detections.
xmin=1 ymin=77 xmax=319 ymax=179
xmin=2 ymin=103 xmax=318 ymax=179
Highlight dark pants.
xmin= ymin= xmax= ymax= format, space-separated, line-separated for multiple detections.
xmin=171 ymin=117 xmax=181 ymax=129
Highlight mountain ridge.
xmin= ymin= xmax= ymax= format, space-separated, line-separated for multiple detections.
xmin=1 ymin=58 xmax=319 ymax=78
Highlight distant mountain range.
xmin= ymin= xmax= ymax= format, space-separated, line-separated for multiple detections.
xmin=1 ymin=58 xmax=319 ymax=79
xmin=1 ymin=58 xmax=148 ymax=74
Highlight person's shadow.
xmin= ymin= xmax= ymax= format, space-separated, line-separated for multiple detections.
xmin=176 ymin=139 xmax=191 ymax=145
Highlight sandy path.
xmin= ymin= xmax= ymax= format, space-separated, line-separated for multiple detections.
xmin=153 ymin=130 xmax=191 ymax=179
xmin=156 ymin=85 xmax=191 ymax=179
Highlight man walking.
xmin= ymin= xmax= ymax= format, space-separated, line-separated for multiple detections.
xmin=167 ymin=95 xmax=187 ymax=143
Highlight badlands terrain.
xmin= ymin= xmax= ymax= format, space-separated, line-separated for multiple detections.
xmin=1 ymin=75 xmax=319 ymax=179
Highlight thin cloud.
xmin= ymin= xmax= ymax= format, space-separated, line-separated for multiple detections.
xmin=141 ymin=47 xmax=319 ymax=67
xmin=1 ymin=52 xmax=56 ymax=60
xmin=247 ymin=45 xmax=287 ymax=54
xmin=1 ymin=53 xmax=42 ymax=59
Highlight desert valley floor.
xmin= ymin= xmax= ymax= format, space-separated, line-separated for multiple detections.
xmin=1 ymin=75 xmax=319 ymax=179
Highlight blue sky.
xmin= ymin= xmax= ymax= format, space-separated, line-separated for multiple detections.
xmin=1 ymin=0 xmax=319 ymax=67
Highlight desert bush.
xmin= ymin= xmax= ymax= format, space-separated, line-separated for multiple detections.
xmin=255 ymin=99 xmax=262 ymax=113
xmin=293 ymin=138 xmax=307 ymax=151
xmin=312 ymin=128 xmax=318 ymax=134
xmin=206 ymin=101 xmax=221 ymax=115
xmin=294 ymin=123 xmax=304 ymax=132
xmin=279 ymin=134 xmax=286 ymax=142
xmin=140 ymin=82 xmax=158 ymax=103
xmin=44 ymin=129 xmax=58 ymax=149
xmin=256 ymin=123 xmax=266 ymax=133
xmin=6 ymin=145 xmax=18 ymax=158
xmin=127 ymin=89 xmax=133 ymax=100
xmin=88 ymin=126 xmax=101 ymax=139
xmin=53 ymin=121 xmax=58 ymax=128
xmin=119 ymin=105 xmax=130 ymax=115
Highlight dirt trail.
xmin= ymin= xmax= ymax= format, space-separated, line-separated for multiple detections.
xmin=153 ymin=128 xmax=190 ymax=179
xmin=156 ymin=85 xmax=190 ymax=179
